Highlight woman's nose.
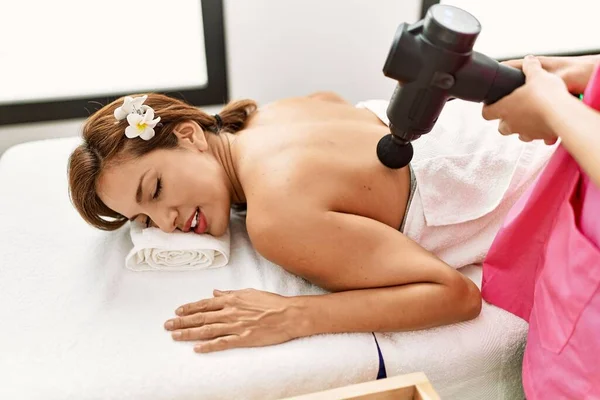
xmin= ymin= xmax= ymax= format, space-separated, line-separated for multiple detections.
xmin=153 ymin=208 xmax=178 ymax=233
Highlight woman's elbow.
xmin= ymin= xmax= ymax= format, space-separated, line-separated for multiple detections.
xmin=449 ymin=275 xmax=482 ymax=322
xmin=465 ymin=280 xmax=483 ymax=320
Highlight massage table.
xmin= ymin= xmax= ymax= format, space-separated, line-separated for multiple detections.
xmin=0 ymin=137 xmax=528 ymax=399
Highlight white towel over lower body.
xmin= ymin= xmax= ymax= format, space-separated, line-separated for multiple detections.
xmin=358 ymin=99 xmax=556 ymax=268
xmin=126 ymin=222 xmax=231 ymax=271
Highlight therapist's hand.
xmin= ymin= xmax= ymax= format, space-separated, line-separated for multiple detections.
xmin=482 ymin=55 xmax=569 ymax=145
xmin=164 ymin=288 xmax=301 ymax=353
xmin=502 ymin=54 xmax=599 ymax=95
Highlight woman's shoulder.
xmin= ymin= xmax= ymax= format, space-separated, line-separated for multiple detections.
xmin=263 ymin=92 xmax=350 ymax=108
xmin=248 ymin=92 xmax=359 ymax=125
xmin=240 ymin=146 xmax=329 ymax=223
xmin=243 ymin=179 xmax=310 ymax=247
xmin=243 ymin=153 xmax=320 ymax=204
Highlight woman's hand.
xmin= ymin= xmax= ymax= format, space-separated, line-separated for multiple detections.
xmin=482 ymin=55 xmax=570 ymax=144
xmin=502 ymin=54 xmax=599 ymax=95
xmin=164 ymin=288 xmax=304 ymax=353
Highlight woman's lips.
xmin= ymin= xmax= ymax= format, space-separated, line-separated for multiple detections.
xmin=193 ymin=210 xmax=207 ymax=234
xmin=183 ymin=208 xmax=198 ymax=232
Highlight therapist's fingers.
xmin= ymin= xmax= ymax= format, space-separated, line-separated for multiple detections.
xmin=501 ymin=59 xmax=523 ymax=69
xmin=518 ymin=134 xmax=534 ymax=143
xmin=498 ymin=120 xmax=513 ymax=136
xmin=544 ymin=137 xmax=558 ymax=145
xmin=175 ymin=296 xmax=227 ymax=316
xmin=482 ymin=104 xmax=498 ymax=121
xmin=522 ymin=55 xmax=544 ymax=77
xmin=172 ymin=323 xmax=239 ymax=342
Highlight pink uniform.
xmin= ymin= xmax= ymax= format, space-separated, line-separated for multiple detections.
xmin=482 ymin=63 xmax=600 ymax=399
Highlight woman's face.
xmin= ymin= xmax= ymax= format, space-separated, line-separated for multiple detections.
xmin=97 ymin=136 xmax=232 ymax=237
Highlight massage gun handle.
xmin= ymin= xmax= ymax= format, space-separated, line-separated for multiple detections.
xmin=452 ymin=52 xmax=526 ymax=105
xmin=485 ymin=63 xmax=526 ymax=104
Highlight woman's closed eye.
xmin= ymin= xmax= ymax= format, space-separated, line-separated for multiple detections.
xmin=153 ymin=177 xmax=162 ymax=200
xmin=145 ymin=177 xmax=163 ymax=227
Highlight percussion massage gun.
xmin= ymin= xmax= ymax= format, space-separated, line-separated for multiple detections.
xmin=377 ymin=4 xmax=526 ymax=169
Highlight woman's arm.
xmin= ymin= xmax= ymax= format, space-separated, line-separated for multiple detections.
xmin=293 ymin=278 xmax=479 ymax=337
xmin=164 ymin=202 xmax=481 ymax=353
xmin=251 ymin=209 xmax=481 ymax=330
xmin=544 ymin=94 xmax=600 ymax=187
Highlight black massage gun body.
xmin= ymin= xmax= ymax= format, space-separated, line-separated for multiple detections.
xmin=377 ymin=5 xmax=526 ymax=169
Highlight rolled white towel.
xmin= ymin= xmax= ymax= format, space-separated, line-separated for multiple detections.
xmin=125 ymin=222 xmax=230 ymax=271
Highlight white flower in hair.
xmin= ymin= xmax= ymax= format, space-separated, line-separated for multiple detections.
xmin=125 ymin=108 xmax=161 ymax=141
xmin=114 ymin=95 xmax=148 ymax=121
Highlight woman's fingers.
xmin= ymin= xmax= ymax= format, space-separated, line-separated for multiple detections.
xmin=175 ymin=296 xmax=227 ymax=316
xmin=194 ymin=335 xmax=247 ymax=353
xmin=544 ymin=137 xmax=558 ymax=146
xmin=165 ymin=310 xmax=233 ymax=330
xmin=213 ymin=289 xmax=233 ymax=297
xmin=166 ymin=289 xmax=296 ymax=353
xmin=171 ymin=323 xmax=241 ymax=342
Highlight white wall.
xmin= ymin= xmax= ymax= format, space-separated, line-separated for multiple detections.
xmin=0 ymin=0 xmax=419 ymax=155
xmin=442 ymin=0 xmax=599 ymax=59
xmin=224 ymin=0 xmax=420 ymax=104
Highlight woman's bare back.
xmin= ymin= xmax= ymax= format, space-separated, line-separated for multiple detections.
xmin=233 ymin=94 xmax=412 ymax=232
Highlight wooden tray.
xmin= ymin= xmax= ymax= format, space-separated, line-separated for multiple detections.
xmin=281 ymin=372 xmax=440 ymax=400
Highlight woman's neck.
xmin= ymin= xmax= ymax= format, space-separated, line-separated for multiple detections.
xmin=207 ymin=132 xmax=246 ymax=204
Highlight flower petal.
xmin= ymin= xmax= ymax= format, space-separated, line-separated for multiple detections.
xmin=131 ymin=95 xmax=148 ymax=109
xmin=127 ymin=113 xmax=143 ymax=126
xmin=114 ymin=107 xmax=128 ymax=120
xmin=142 ymin=108 xmax=155 ymax=122
xmin=147 ymin=116 xmax=161 ymax=128
xmin=121 ymin=96 xmax=135 ymax=112
xmin=140 ymin=126 xmax=155 ymax=141
xmin=125 ymin=126 xmax=140 ymax=138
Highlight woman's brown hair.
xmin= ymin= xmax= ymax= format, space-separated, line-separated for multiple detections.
xmin=68 ymin=93 xmax=257 ymax=231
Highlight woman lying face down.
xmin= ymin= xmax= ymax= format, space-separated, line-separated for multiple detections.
xmin=68 ymin=91 xmax=543 ymax=353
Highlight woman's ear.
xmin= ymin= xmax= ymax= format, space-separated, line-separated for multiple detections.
xmin=172 ymin=121 xmax=208 ymax=151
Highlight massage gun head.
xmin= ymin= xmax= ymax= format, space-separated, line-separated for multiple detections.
xmin=377 ymin=4 xmax=525 ymax=169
